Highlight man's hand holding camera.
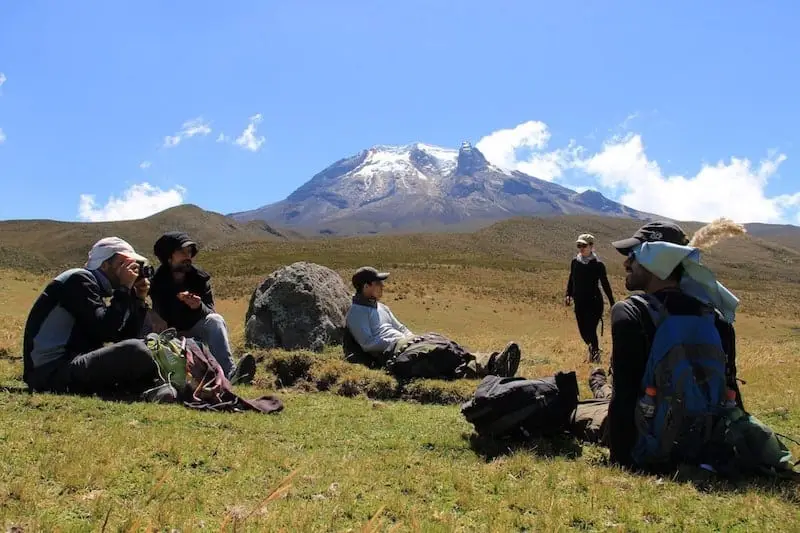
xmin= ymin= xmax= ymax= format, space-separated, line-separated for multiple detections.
xmin=117 ymin=259 xmax=151 ymax=301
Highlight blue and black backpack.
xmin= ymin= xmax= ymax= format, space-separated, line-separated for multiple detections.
xmin=629 ymin=293 xmax=730 ymax=468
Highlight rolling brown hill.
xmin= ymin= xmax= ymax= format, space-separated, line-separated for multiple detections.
xmin=0 ymin=204 xmax=294 ymax=271
xmin=2 ymin=207 xmax=799 ymax=290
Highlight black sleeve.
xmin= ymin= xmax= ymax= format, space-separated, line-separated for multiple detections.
xmin=119 ymin=298 xmax=148 ymax=339
xmin=198 ymin=278 xmax=214 ymax=317
xmin=60 ymin=272 xmax=139 ymax=343
xmin=608 ymin=300 xmax=649 ymax=468
xmin=566 ymin=260 xmax=575 ymax=297
xmin=599 ymin=262 xmax=615 ymax=306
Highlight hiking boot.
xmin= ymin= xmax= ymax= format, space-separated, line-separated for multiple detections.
xmin=493 ymin=342 xmax=521 ymax=377
xmin=589 ymin=367 xmax=612 ymax=399
xmin=142 ymin=382 xmax=179 ymax=404
xmin=230 ymin=353 xmax=256 ymax=385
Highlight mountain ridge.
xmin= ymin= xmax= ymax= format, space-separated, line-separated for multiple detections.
xmin=231 ymin=141 xmax=652 ymax=234
xmin=0 ymin=204 xmax=293 ymax=271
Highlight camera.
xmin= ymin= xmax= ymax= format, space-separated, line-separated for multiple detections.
xmin=136 ymin=261 xmax=155 ymax=281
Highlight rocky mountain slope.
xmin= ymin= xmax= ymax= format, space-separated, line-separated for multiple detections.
xmin=231 ymin=142 xmax=650 ymax=234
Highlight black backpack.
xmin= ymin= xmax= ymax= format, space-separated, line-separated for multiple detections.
xmin=460 ymin=372 xmax=579 ymax=439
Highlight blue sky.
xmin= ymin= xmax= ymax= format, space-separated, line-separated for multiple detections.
xmin=1 ymin=1 xmax=799 ymax=224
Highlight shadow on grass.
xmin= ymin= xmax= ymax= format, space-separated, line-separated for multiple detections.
xmin=465 ymin=431 xmax=584 ymax=461
xmin=670 ymin=464 xmax=800 ymax=503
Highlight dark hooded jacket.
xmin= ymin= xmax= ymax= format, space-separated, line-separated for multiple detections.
xmin=149 ymin=232 xmax=215 ymax=331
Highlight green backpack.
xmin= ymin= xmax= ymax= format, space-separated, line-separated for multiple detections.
xmin=145 ymin=329 xmax=188 ymax=390
xmin=709 ymin=405 xmax=799 ymax=480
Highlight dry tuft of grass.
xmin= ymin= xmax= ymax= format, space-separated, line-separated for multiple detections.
xmin=689 ymin=218 xmax=748 ymax=250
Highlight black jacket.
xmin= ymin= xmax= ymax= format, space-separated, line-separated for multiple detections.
xmin=22 ymin=268 xmax=147 ymax=383
xmin=149 ymin=265 xmax=215 ymax=331
xmin=566 ymin=257 xmax=615 ymax=306
xmin=608 ymin=288 xmax=739 ymax=468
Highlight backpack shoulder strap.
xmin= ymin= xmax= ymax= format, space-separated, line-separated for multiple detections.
xmin=629 ymin=293 xmax=668 ymax=330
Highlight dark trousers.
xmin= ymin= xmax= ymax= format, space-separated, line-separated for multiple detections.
xmin=574 ymin=299 xmax=603 ymax=352
xmin=27 ymin=339 xmax=159 ymax=395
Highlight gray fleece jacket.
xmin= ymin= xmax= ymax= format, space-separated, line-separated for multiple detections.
xmin=345 ymin=296 xmax=413 ymax=354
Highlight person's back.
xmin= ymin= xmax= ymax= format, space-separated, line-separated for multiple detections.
xmin=24 ymin=268 xmax=134 ymax=384
xmin=607 ymin=221 xmax=741 ymax=469
xmin=609 ymin=288 xmax=738 ymax=467
xmin=22 ymin=237 xmax=160 ymax=396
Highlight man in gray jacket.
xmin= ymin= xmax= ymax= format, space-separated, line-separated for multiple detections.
xmin=345 ymin=267 xmax=521 ymax=377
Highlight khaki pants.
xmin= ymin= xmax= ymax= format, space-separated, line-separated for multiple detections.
xmin=570 ymin=369 xmax=612 ymax=445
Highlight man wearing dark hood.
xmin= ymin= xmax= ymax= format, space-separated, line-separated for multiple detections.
xmin=149 ymin=232 xmax=255 ymax=384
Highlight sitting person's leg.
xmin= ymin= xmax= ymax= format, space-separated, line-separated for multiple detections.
xmin=58 ymin=339 xmax=161 ymax=395
xmin=570 ymin=367 xmax=612 ymax=445
xmin=185 ymin=313 xmax=255 ymax=384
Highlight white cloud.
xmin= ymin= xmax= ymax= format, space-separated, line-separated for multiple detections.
xmin=476 ymin=120 xmax=581 ymax=181
xmin=579 ymin=133 xmax=792 ymax=223
xmin=216 ymin=133 xmax=230 ymax=143
xmin=477 ymin=119 xmax=800 ymax=224
xmin=78 ymin=182 xmax=186 ymax=222
xmin=139 ymin=160 xmax=152 ymax=169
xmin=163 ymin=117 xmax=212 ymax=148
xmin=234 ymin=113 xmax=265 ymax=152
xmin=0 ymin=72 xmax=6 ymax=89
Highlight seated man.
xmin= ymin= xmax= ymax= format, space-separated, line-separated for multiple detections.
xmin=344 ymin=266 xmax=522 ymax=378
xmin=569 ymin=221 xmax=741 ymax=469
xmin=22 ymin=237 xmax=171 ymax=401
xmin=148 ymin=231 xmax=256 ymax=385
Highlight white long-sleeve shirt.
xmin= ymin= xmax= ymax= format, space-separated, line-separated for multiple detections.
xmin=346 ymin=300 xmax=413 ymax=354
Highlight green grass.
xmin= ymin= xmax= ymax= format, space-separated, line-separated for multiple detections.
xmin=1 ymin=234 xmax=799 ymax=531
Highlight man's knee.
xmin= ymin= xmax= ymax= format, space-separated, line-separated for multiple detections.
xmin=204 ymin=313 xmax=227 ymax=329
xmin=117 ymin=338 xmax=150 ymax=355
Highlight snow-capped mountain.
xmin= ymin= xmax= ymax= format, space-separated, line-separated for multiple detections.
xmin=231 ymin=142 xmax=649 ymax=233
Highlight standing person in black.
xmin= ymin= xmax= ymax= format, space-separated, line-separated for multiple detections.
xmin=565 ymin=233 xmax=615 ymax=363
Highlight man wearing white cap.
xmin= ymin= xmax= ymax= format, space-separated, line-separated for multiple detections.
xmin=22 ymin=237 xmax=169 ymax=400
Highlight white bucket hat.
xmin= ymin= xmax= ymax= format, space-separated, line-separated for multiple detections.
xmin=85 ymin=237 xmax=147 ymax=270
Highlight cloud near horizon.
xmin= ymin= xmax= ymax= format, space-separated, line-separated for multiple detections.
xmin=78 ymin=182 xmax=186 ymax=222
xmin=478 ymin=121 xmax=797 ymax=224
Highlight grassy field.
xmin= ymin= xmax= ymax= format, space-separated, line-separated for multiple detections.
xmin=1 ymin=250 xmax=799 ymax=532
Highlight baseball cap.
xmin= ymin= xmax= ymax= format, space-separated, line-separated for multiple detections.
xmin=612 ymin=221 xmax=690 ymax=255
xmin=352 ymin=266 xmax=390 ymax=289
xmin=576 ymin=233 xmax=595 ymax=245
xmin=86 ymin=237 xmax=148 ymax=270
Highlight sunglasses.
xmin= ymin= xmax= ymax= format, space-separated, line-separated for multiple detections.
xmin=577 ymin=243 xmax=589 ymax=249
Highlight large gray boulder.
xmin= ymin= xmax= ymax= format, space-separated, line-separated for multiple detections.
xmin=245 ymin=262 xmax=352 ymax=352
